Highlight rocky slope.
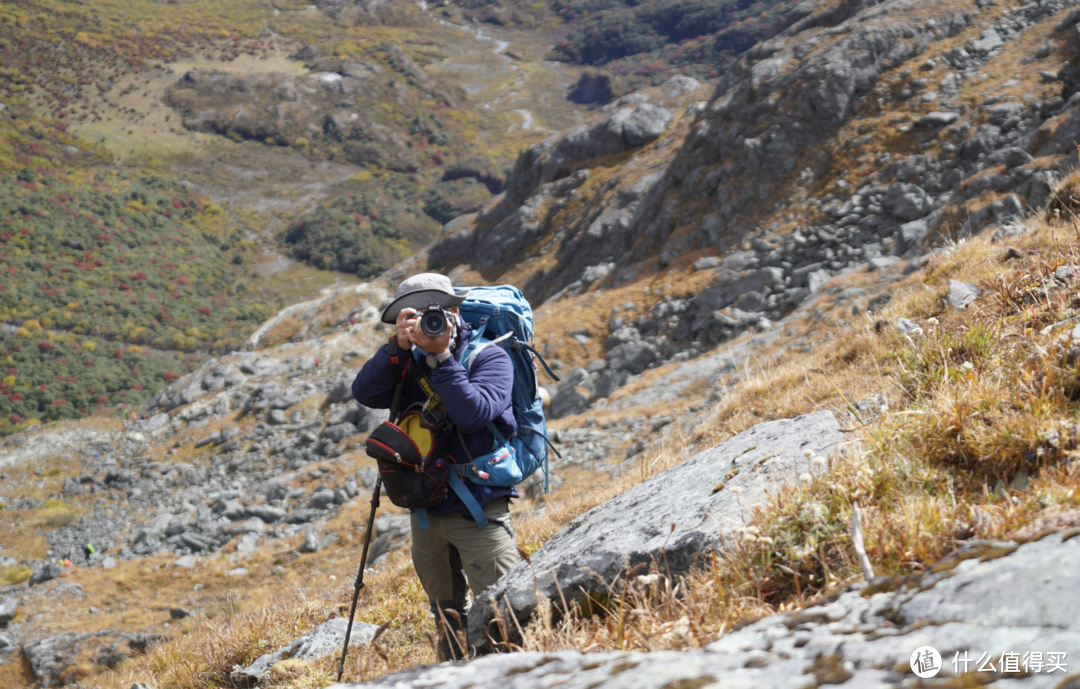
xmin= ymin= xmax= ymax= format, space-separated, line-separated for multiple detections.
xmin=424 ymin=0 xmax=1080 ymax=408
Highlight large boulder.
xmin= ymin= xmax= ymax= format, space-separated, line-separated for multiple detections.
xmin=547 ymin=368 xmax=594 ymax=420
xmin=468 ymin=411 xmax=843 ymax=651
xmin=605 ymin=341 xmax=658 ymax=375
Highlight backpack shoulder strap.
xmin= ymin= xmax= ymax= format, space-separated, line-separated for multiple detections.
xmin=387 ymin=336 xmax=410 ymax=419
xmin=387 ymin=336 xmax=407 ymax=382
xmin=462 ymin=331 xmax=512 ymax=372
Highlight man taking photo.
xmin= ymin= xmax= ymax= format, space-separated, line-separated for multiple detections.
xmin=352 ymin=273 xmax=521 ymax=661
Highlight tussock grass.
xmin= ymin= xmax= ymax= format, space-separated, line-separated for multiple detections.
xmin=2 ymin=564 xmax=32 ymax=585
xmin=37 ymin=499 xmax=80 ymax=528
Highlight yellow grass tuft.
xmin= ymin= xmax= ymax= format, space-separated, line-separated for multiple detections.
xmin=37 ymin=499 xmax=80 ymax=528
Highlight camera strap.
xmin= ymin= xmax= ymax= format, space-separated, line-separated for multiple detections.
xmin=414 ymin=369 xmax=445 ymax=414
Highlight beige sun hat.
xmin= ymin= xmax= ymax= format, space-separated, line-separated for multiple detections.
xmin=380 ymin=273 xmax=470 ymax=324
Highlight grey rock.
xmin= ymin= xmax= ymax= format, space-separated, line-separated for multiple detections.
xmin=285 ymin=509 xmax=323 ymax=524
xmin=896 ymin=218 xmax=929 ymax=256
xmin=326 ymin=379 xmax=354 ymax=404
xmin=896 ymin=317 xmax=922 ymax=335
xmin=548 ymin=368 xmax=595 ymax=420
xmin=1055 ymin=265 xmax=1080 ymax=281
xmin=972 ymin=28 xmax=1004 ymax=53
xmin=594 ymin=369 xmax=631 ymax=399
xmin=732 ymin=291 xmax=765 ymax=312
xmin=299 ymin=529 xmax=322 ymax=554
xmin=322 ymin=422 xmax=359 ymax=443
xmin=716 ymin=251 xmax=759 ymax=274
xmin=605 ymin=325 xmax=641 ymax=351
xmin=914 ymin=111 xmax=959 ymax=127
xmin=194 ymin=431 xmax=220 ymax=448
xmin=621 ymin=103 xmax=676 ymax=147
xmin=606 ymin=341 xmax=659 ymax=375
xmin=241 ymin=617 xmax=380 ymax=682
xmin=29 ymin=563 xmax=63 ymax=586
xmin=169 ymin=607 xmax=191 ymax=619
xmin=581 ymin=262 xmax=615 ymax=285
xmin=141 ymin=413 xmax=170 ymax=433
xmin=678 ymin=267 xmax=781 ymax=336
xmin=226 ymin=518 xmax=266 ymax=536
xmin=868 ymin=256 xmax=900 ymax=271
xmin=245 ymin=504 xmax=287 ymax=523
xmin=0 ymin=630 xmax=13 ymax=648
xmin=889 ymin=186 xmax=929 ymax=222
xmin=947 ymin=280 xmax=981 ymax=310
xmin=267 ymin=409 xmax=287 ymax=425
xmin=661 ymin=74 xmax=702 ymax=98
xmin=987 ymin=146 xmax=1033 ymax=169
xmin=23 ymin=632 xmax=92 ymax=682
xmin=807 ymin=269 xmax=831 ymax=294
xmin=692 ymin=257 xmax=720 ymax=271
xmin=469 ymin=412 xmax=842 ymax=652
xmin=328 ymin=402 xmax=363 ymax=427
xmin=307 ymin=489 xmax=337 ymax=510
xmin=0 ymin=596 xmax=16 ymax=627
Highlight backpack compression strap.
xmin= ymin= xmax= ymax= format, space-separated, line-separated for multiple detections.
xmin=448 ymin=470 xmax=488 ymax=528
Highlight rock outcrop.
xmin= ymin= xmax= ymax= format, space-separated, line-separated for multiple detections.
xmin=241 ymin=617 xmax=382 ymax=683
xmin=468 ymin=411 xmax=843 ymax=651
xmin=333 ymin=529 xmax=1080 ymax=688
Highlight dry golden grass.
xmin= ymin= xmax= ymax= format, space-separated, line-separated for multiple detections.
xmin=36 ymin=500 xmax=80 ymax=528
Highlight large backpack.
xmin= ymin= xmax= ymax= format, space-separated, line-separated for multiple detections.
xmin=457 ymin=285 xmax=561 ymax=493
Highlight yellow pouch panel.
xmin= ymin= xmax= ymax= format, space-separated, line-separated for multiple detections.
xmin=399 ymin=411 xmax=434 ymax=459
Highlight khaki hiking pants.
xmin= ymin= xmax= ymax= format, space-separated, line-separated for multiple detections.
xmin=410 ymin=497 xmax=520 ymax=606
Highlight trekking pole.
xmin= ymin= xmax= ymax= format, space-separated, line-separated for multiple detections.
xmin=337 ymin=474 xmax=382 ymax=683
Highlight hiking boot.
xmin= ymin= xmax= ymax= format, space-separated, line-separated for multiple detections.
xmin=432 ymin=603 xmax=469 ymax=662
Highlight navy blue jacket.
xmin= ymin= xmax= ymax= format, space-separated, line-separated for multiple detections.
xmin=352 ymin=322 xmax=517 ymax=515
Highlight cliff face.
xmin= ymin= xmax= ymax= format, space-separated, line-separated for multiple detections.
xmin=429 ymin=0 xmax=1080 ymax=353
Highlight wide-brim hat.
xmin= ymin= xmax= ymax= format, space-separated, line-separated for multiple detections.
xmin=380 ymin=273 xmax=470 ymax=324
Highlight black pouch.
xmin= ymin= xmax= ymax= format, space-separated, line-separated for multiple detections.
xmin=366 ymin=421 xmax=424 ymax=468
xmin=365 ymin=419 xmax=451 ymax=510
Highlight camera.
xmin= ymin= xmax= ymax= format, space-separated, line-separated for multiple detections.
xmin=418 ymin=305 xmax=454 ymax=338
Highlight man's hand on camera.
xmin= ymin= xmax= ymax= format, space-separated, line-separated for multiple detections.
xmin=395 ymin=308 xmax=418 ymax=349
xmin=412 ymin=314 xmax=453 ymax=356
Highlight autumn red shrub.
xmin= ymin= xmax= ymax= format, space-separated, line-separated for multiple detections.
xmin=37 ymin=341 xmax=54 ymax=353
xmin=163 ymin=371 xmax=179 ymax=382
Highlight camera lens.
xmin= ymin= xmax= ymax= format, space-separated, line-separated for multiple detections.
xmin=420 ymin=309 xmax=448 ymax=337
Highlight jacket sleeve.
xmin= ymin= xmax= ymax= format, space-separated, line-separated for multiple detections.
xmin=429 ymin=345 xmax=513 ymax=434
xmin=352 ymin=342 xmax=408 ymax=409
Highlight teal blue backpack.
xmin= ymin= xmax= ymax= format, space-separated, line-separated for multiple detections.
xmin=456 ymin=285 xmax=561 ymax=494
